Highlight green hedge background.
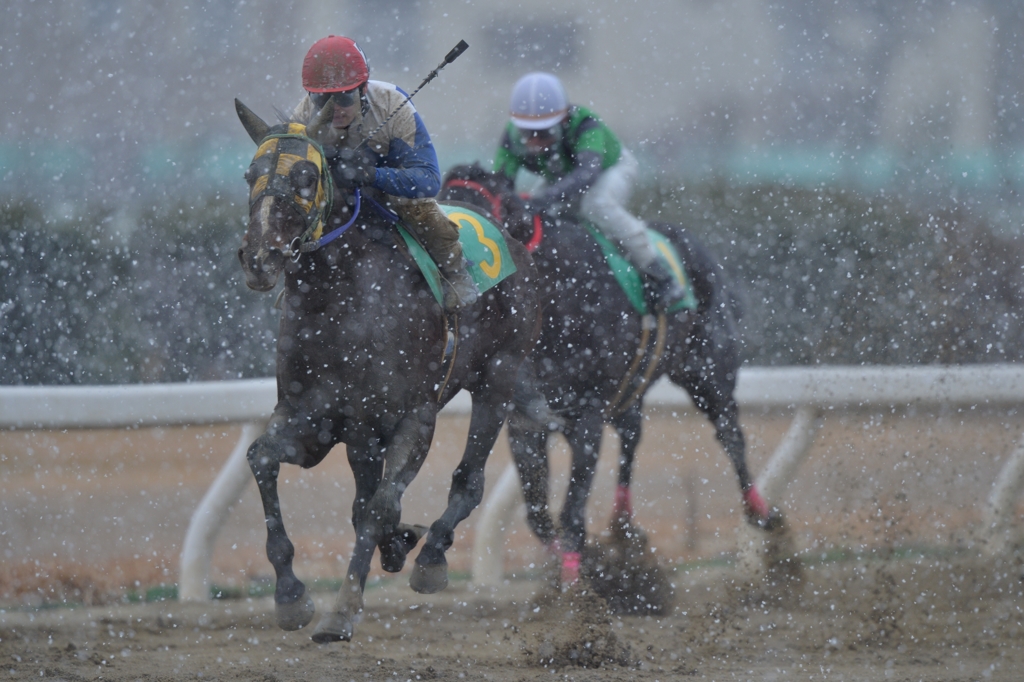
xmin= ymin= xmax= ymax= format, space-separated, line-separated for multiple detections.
xmin=2 ymin=179 xmax=1022 ymax=385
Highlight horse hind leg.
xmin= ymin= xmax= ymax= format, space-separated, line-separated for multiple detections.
xmin=508 ymin=418 xmax=557 ymax=546
xmin=411 ymin=395 xmax=509 ymax=594
xmin=507 ymin=357 xmax=560 ymax=550
xmin=247 ymin=430 xmax=317 ymax=632
xmin=610 ymin=404 xmax=643 ymax=528
xmin=557 ymin=411 xmax=604 ymax=584
xmin=329 ymin=445 xmax=426 ymax=575
xmin=706 ymin=394 xmax=783 ymax=531
xmin=379 ymin=523 xmax=429 ymax=573
xmin=672 ymin=351 xmax=783 ymax=532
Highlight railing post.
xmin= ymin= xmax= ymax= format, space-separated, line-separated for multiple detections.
xmin=981 ymin=432 xmax=1024 ymax=556
xmin=470 ymin=462 xmax=523 ymax=589
xmin=179 ymin=421 xmax=265 ymax=601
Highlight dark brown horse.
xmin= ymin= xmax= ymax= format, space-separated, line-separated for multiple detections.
xmin=235 ymin=104 xmax=539 ymax=642
xmin=440 ymin=163 xmax=783 ymax=586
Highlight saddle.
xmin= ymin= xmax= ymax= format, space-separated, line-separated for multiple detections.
xmin=583 ymin=222 xmax=698 ymax=315
xmin=393 ymin=204 xmax=518 ymax=308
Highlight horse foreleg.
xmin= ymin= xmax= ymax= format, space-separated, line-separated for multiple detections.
xmin=558 ymin=411 xmax=604 ymax=583
xmin=412 ymin=396 xmax=507 ymax=594
xmin=345 ymin=442 xmax=424 ymax=575
xmin=313 ymin=406 xmax=437 ymax=643
xmin=247 ymin=429 xmax=317 ymax=632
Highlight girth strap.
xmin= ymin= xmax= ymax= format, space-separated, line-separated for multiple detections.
xmin=603 ymin=313 xmax=668 ymax=418
xmin=436 ymin=313 xmax=459 ymax=402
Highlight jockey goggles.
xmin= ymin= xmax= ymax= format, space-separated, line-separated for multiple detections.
xmin=309 ymin=88 xmax=360 ymax=110
xmin=517 ymin=124 xmax=562 ymax=151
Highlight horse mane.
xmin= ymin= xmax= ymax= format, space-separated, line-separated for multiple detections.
xmin=443 ymin=162 xmax=512 ymax=190
xmin=441 ymin=163 xmax=530 ymax=242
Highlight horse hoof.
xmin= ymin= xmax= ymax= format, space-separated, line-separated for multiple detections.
xmin=749 ymin=507 xmax=785 ymax=533
xmin=276 ymin=592 xmax=316 ymax=631
xmin=379 ymin=547 xmax=406 ymax=574
xmin=380 ymin=524 xmax=429 ymax=573
xmin=310 ymin=611 xmax=354 ymax=643
xmin=410 ymin=560 xmax=449 ymax=594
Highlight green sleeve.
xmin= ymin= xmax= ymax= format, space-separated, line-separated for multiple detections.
xmin=575 ymin=125 xmax=621 ymax=170
xmin=493 ymin=145 xmax=521 ymax=180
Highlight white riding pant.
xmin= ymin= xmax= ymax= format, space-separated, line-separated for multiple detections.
xmin=578 ymin=149 xmax=658 ymax=268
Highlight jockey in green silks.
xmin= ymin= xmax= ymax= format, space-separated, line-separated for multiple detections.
xmin=494 ymin=72 xmax=686 ymax=313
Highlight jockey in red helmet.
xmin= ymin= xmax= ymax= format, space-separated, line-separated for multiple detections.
xmin=294 ymin=36 xmax=479 ymax=313
xmin=495 ymin=72 xmax=685 ymax=313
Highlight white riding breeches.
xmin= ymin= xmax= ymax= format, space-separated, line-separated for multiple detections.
xmin=578 ymin=149 xmax=658 ymax=268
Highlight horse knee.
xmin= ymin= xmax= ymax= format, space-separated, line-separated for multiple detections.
xmin=247 ymin=436 xmax=282 ymax=487
xmin=452 ymin=468 xmax=486 ymax=510
xmin=249 ymin=428 xmax=314 ymax=472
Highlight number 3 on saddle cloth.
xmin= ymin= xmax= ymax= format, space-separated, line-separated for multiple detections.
xmin=396 ymin=205 xmax=518 ymax=307
xmin=584 ymin=222 xmax=699 ymax=315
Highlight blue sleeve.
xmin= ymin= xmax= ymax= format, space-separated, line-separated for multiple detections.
xmin=370 ymin=109 xmax=441 ymax=199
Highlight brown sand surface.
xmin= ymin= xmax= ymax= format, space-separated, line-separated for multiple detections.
xmin=2 ymin=406 xmax=1023 ymax=679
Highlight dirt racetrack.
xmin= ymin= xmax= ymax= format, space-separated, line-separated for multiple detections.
xmin=3 ymin=404 xmax=1024 ymax=679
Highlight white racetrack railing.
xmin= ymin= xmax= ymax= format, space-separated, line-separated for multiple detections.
xmin=1 ymin=366 xmax=1022 ymax=599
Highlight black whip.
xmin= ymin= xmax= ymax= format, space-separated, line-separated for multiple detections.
xmin=360 ymin=40 xmax=469 ymax=145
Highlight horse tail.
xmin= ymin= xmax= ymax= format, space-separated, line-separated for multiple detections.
xmin=652 ymin=220 xmax=744 ymax=327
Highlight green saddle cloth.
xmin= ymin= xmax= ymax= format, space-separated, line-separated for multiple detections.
xmin=395 ymin=205 xmax=518 ymax=307
xmin=584 ymin=222 xmax=698 ymax=315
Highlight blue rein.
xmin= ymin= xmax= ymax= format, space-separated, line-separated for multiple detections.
xmin=362 ymin=193 xmax=401 ymax=224
xmin=295 ymin=187 xmax=402 ymax=257
xmin=299 ymin=188 xmax=362 ymax=254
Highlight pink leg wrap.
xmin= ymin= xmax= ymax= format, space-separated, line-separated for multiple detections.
xmin=613 ymin=484 xmax=633 ymax=519
xmin=743 ymin=486 xmax=770 ymax=519
xmin=561 ymin=551 xmax=581 ymax=585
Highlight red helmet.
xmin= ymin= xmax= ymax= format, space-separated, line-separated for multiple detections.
xmin=302 ymin=36 xmax=369 ymax=93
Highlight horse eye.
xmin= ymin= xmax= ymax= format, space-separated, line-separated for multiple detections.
xmin=290 ymin=163 xmax=318 ymax=190
xmin=244 ymin=164 xmax=258 ymax=184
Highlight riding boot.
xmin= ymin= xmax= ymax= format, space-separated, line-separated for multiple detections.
xmin=438 ymin=257 xmax=480 ymax=313
xmin=397 ymin=199 xmax=480 ymax=312
xmin=640 ymin=258 xmax=686 ymax=314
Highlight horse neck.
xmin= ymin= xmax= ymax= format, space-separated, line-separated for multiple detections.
xmin=440 ymin=172 xmax=534 ymax=242
xmin=284 ymin=209 xmax=384 ymax=306
xmin=531 ymin=216 xmax=600 ymax=274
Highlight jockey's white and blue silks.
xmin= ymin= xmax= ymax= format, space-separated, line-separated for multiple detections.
xmin=292 ymin=80 xmax=441 ymax=199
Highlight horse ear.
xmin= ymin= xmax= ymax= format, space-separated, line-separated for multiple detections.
xmin=306 ymin=100 xmax=335 ymax=144
xmin=236 ymin=99 xmax=270 ymax=145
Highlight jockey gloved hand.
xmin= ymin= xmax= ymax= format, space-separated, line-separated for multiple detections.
xmin=522 ymin=193 xmax=558 ymax=216
xmin=325 ymin=145 xmax=377 ymax=189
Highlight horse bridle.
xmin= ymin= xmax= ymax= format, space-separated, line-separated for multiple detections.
xmin=443 ymin=178 xmax=544 ymax=252
xmin=248 ymin=128 xmax=340 ymax=260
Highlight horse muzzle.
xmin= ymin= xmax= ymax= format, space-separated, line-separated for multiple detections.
xmin=238 ymin=240 xmax=286 ymax=291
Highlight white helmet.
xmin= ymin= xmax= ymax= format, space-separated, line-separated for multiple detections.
xmin=509 ymin=72 xmax=569 ymax=130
